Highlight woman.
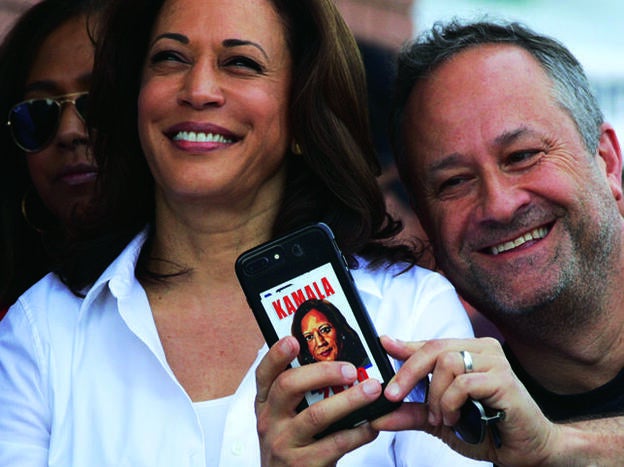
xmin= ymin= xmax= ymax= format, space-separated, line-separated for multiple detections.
xmin=0 ymin=0 xmax=102 ymax=317
xmin=0 ymin=0 xmax=485 ymax=465
xmin=292 ymin=298 xmax=371 ymax=367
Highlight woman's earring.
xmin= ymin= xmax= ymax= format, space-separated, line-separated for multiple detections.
xmin=21 ymin=187 xmax=51 ymax=234
xmin=291 ymin=140 xmax=303 ymax=155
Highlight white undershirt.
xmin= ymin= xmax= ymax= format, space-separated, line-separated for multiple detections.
xmin=193 ymin=395 xmax=234 ymax=466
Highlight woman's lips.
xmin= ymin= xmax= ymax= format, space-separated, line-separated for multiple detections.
xmin=57 ymin=164 xmax=98 ymax=186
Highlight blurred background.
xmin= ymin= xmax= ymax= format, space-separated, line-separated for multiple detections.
xmin=0 ymin=0 xmax=36 ymax=34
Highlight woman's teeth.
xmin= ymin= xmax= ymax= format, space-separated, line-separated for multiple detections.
xmin=174 ymin=131 xmax=232 ymax=143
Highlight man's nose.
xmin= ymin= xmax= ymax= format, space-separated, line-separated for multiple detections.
xmin=476 ymin=172 xmax=531 ymax=224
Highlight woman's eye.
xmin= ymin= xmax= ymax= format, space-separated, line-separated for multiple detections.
xmin=224 ymin=56 xmax=264 ymax=73
xmin=150 ymin=50 xmax=186 ymax=65
xmin=320 ymin=325 xmax=332 ymax=335
xmin=304 ymin=334 xmax=313 ymax=341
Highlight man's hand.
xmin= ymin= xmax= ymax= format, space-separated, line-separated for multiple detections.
xmin=372 ymin=336 xmax=560 ymax=466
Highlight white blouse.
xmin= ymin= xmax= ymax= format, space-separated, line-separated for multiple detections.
xmin=0 ymin=230 xmax=489 ymax=466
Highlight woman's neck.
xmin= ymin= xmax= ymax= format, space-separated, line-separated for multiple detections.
xmin=148 ymin=201 xmax=279 ymax=280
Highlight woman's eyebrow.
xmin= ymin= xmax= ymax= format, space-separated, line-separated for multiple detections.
xmin=223 ymin=38 xmax=268 ymax=60
xmin=151 ymin=32 xmax=189 ymax=47
xmin=22 ymin=80 xmax=60 ymax=95
xmin=149 ymin=34 xmax=269 ymax=61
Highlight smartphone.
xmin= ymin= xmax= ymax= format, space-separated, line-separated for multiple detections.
xmin=235 ymin=222 xmax=400 ymax=437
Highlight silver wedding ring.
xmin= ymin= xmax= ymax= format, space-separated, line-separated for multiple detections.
xmin=460 ymin=350 xmax=474 ymax=374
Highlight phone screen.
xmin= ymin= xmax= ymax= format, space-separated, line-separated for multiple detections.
xmin=258 ymin=262 xmax=385 ymax=406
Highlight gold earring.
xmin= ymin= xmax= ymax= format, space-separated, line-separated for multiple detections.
xmin=291 ymin=141 xmax=303 ymax=155
xmin=21 ymin=187 xmax=49 ymax=234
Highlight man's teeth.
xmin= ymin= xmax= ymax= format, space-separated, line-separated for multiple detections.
xmin=490 ymin=227 xmax=549 ymax=255
xmin=173 ymin=131 xmax=232 ymax=143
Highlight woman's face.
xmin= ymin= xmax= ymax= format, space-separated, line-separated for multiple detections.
xmin=138 ymin=0 xmax=292 ymax=211
xmin=24 ymin=15 xmax=96 ymax=224
xmin=301 ymin=309 xmax=340 ymax=362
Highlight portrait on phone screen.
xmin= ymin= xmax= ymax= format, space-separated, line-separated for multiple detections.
xmin=291 ymin=298 xmax=371 ymax=368
xmin=254 ymin=261 xmax=384 ymax=404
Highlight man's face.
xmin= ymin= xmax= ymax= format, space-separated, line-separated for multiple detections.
xmin=401 ymin=44 xmax=623 ymax=321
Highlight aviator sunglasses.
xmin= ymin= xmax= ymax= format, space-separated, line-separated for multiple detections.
xmin=453 ymin=399 xmax=505 ymax=448
xmin=6 ymin=92 xmax=88 ymax=153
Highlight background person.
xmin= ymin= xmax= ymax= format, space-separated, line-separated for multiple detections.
xmin=0 ymin=1 xmax=485 ymax=465
xmin=291 ymin=298 xmax=370 ymax=367
xmin=0 ymin=0 xmax=102 ymax=317
xmin=373 ymin=19 xmax=624 ymax=466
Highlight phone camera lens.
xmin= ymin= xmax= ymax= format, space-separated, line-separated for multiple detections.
xmin=291 ymin=244 xmax=304 ymax=257
xmin=245 ymin=257 xmax=270 ymax=275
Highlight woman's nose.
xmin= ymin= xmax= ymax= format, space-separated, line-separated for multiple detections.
xmin=179 ymin=62 xmax=226 ymax=109
xmin=55 ymin=104 xmax=88 ymax=150
xmin=314 ymin=332 xmax=327 ymax=346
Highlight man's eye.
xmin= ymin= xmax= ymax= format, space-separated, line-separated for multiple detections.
xmin=508 ymin=150 xmax=541 ymax=165
xmin=438 ymin=176 xmax=466 ymax=192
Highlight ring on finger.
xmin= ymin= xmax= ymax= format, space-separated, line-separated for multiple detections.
xmin=460 ymin=350 xmax=474 ymax=374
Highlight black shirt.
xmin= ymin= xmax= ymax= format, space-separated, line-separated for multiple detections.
xmin=504 ymin=343 xmax=624 ymax=421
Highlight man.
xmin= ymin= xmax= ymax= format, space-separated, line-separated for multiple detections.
xmin=373 ymin=19 xmax=624 ymax=465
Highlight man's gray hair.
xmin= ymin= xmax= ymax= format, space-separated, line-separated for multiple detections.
xmin=391 ymin=19 xmax=604 ymax=176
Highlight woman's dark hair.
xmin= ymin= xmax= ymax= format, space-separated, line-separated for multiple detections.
xmin=0 ymin=0 xmax=103 ymax=307
xmin=60 ymin=0 xmax=423 ymax=291
xmin=291 ymin=298 xmax=370 ymax=367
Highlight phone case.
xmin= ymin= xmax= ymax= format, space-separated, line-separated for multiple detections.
xmin=235 ymin=222 xmax=400 ymax=436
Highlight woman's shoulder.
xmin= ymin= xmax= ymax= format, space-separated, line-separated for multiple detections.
xmin=0 ymin=272 xmax=82 ymax=361
xmin=11 ymin=272 xmax=82 ymax=326
xmin=21 ymin=271 xmax=78 ymax=301
xmin=9 ymin=229 xmax=149 ymax=330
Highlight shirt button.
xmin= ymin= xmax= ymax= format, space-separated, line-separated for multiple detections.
xmin=231 ymin=441 xmax=244 ymax=456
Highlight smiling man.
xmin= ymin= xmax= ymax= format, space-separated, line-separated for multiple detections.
xmin=374 ymin=19 xmax=624 ymax=465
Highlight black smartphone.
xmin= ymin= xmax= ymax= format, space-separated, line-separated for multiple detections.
xmin=235 ymin=222 xmax=400 ymax=437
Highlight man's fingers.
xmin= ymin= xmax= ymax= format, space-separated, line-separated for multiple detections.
xmin=379 ymin=335 xmax=426 ymax=360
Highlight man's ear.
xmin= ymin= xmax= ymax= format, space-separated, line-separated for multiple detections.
xmin=596 ymin=123 xmax=623 ymax=204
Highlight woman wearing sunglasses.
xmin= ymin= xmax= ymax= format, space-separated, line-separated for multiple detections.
xmin=0 ymin=0 xmax=104 ymax=317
